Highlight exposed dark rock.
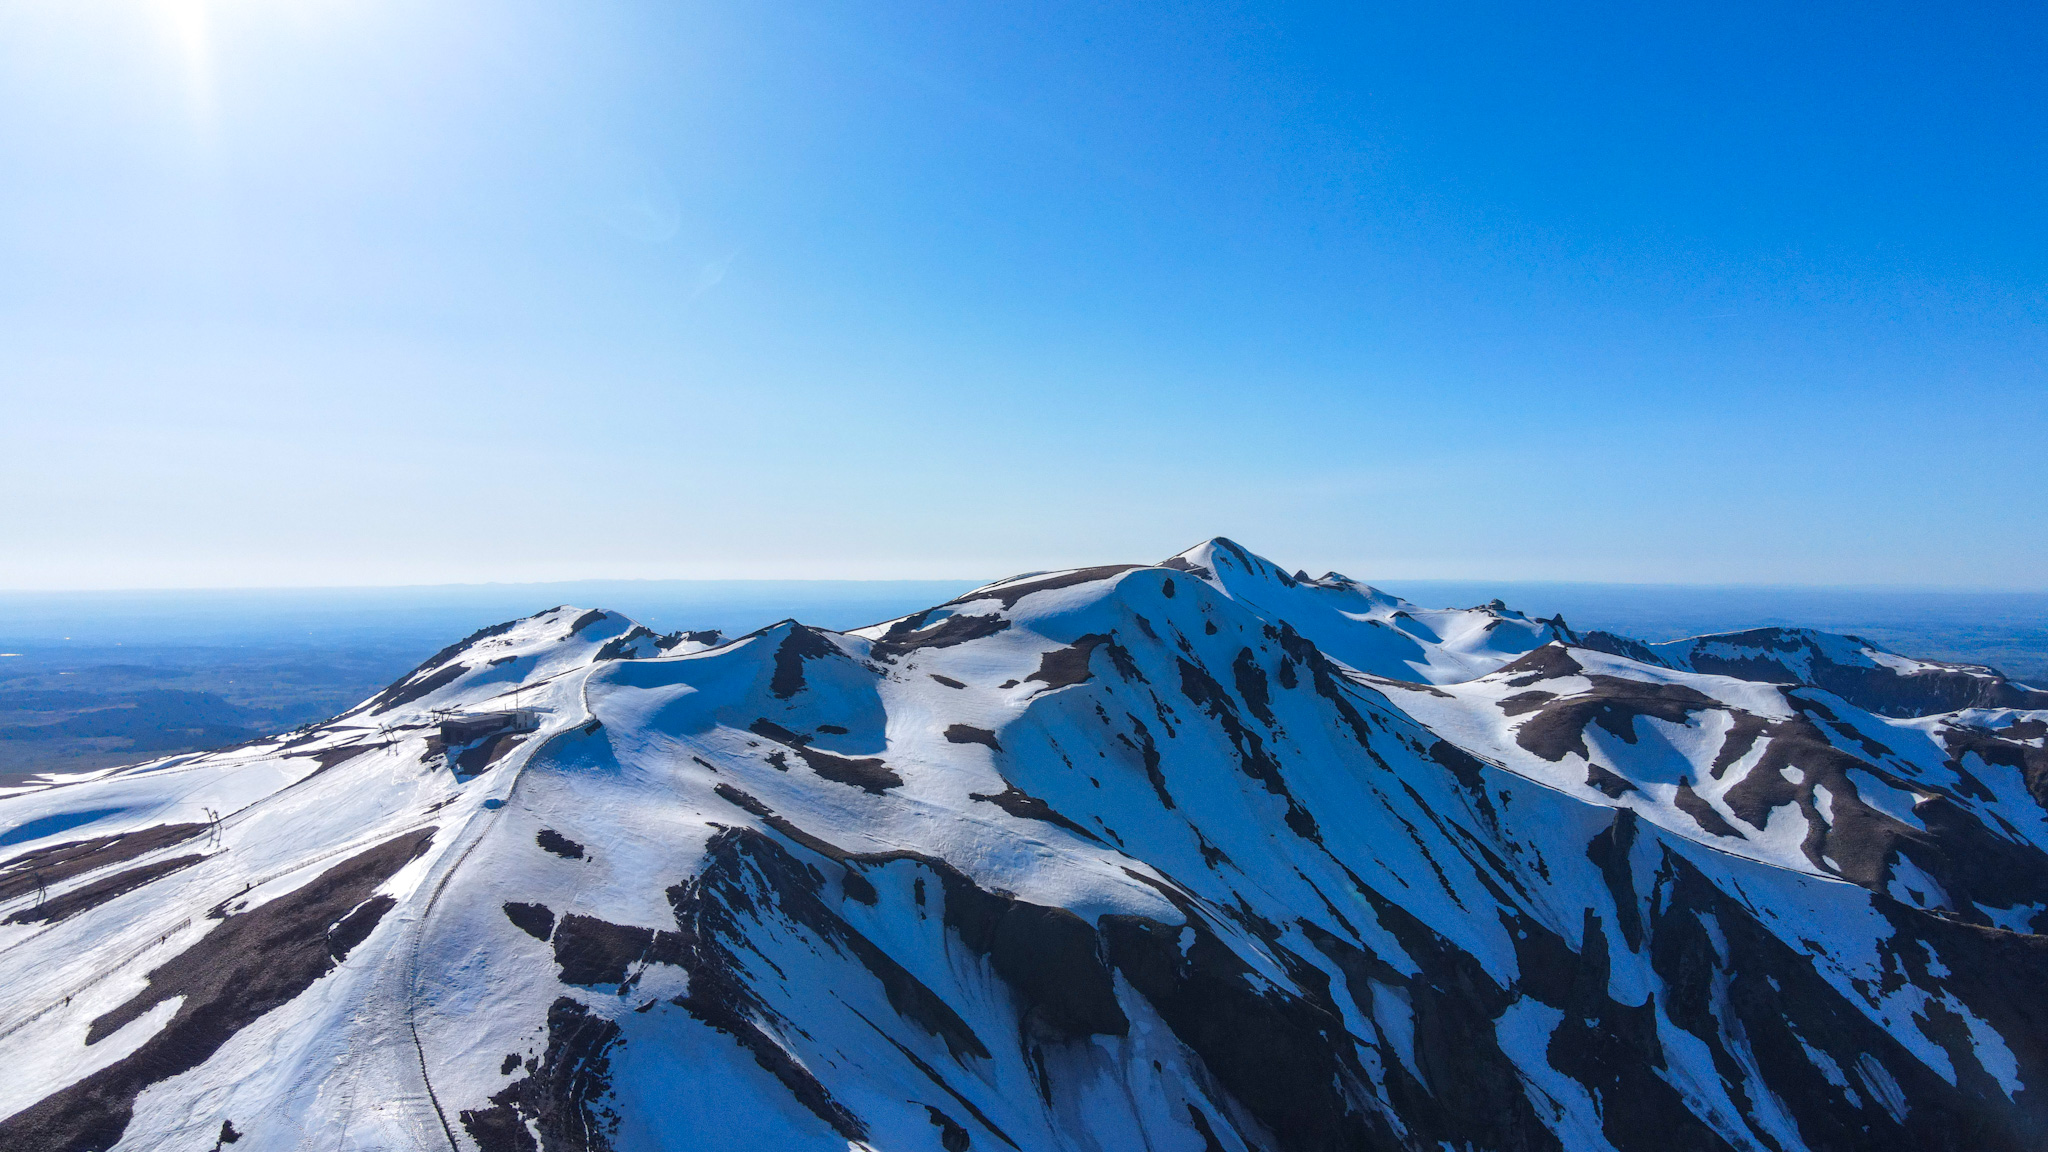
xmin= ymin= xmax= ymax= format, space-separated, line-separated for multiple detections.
xmin=1184 ymin=1106 xmax=1228 ymax=1152
xmin=769 ymin=625 xmax=840 ymax=699
xmin=1511 ymin=673 xmax=1720 ymax=763
xmin=1941 ymin=716 xmax=2048 ymax=810
xmin=1673 ymin=779 xmax=1742 ymax=837
xmin=747 ymin=718 xmax=902 ymax=793
xmin=6 ymin=854 xmax=205 ymax=925
xmin=657 ymin=629 xmax=724 ymax=651
xmin=369 ymin=662 xmax=468 ymax=715
xmin=1497 ymin=643 xmax=1585 ymax=686
xmin=1270 ymin=620 xmax=1400 ymax=760
xmin=695 ymin=832 xmax=993 ymax=1065
xmin=457 ymin=1103 xmax=535 ymax=1152
xmin=942 ymin=877 xmax=1128 ymax=1039
xmin=1537 ymin=912 xmax=1729 ymax=1152
xmin=1175 ymin=655 xmax=1318 ymax=840
xmin=1711 ymin=711 xmax=1771 ymax=777
xmin=663 ymin=829 xmax=1011 ymax=1140
xmin=461 ymin=997 xmax=622 ymax=1152
xmin=407 ymin=619 xmax=519 ymax=678
xmin=1025 ymin=634 xmax=1111 ymax=691
xmin=552 ymin=912 xmax=687 ymax=987
xmin=1575 ymin=631 xmax=1670 ymax=666
xmin=748 ymin=717 xmax=810 ymax=746
xmin=1648 ymin=847 xmax=2025 ymax=1150
xmin=0 ymin=828 xmax=436 ymax=1152
xmin=1585 ymin=761 xmax=1637 ymax=798
xmin=944 ymin=723 xmax=1000 ymax=750
xmin=1103 ymin=908 xmax=1387 ymax=1152
xmin=966 ymin=786 xmax=1103 ymax=843
xmin=800 ymin=747 xmax=901 ymax=794
xmin=1585 ymin=811 xmax=1644 ymax=951
xmin=0 ymin=822 xmax=208 ymax=904
xmin=871 ymin=612 xmax=1011 ymax=659
xmin=537 ymin=829 xmax=585 ymax=860
xmin=503 ymin=901 xmax=556 ymax=942
xmin=1713 ymin=707 xmax=2048 ymax=910
xmin=1207 ymin=538 xmax=1299 ymax=586
xmin=925 ymin=1105 xmax=971 ymax=1151
xmin=1305 ymin=914 xmax=1557 ymax=1152
xmin=595 ymin=626 xmax=658 ymax=661
xmin=948 ymin=565 xmax=1141 ymax=609
xmin=1232 ymin=647 xmax=1274 ymax=725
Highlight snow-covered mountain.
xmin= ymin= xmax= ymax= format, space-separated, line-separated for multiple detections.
xmin=3 ymin=540 xmax=2046 ymax=1152
xmin=1576 ymin=626 xmax=2048 ymax=718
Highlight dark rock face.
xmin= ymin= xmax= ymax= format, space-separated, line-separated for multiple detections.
xmin=460 ymin=997 xmax=624 ymax=1152
xmin=948 ymin=565 xmax=1142 ymax=609
xmin=1103 ymin=912 xmax=1388 ymax=1152
xmin=365 ymin=611 xmax=599 ymax=715
xmin=503 ymin=901 xmax=556 ymax=941
xmin=0 ymin=822 xmax=208 ymax=904
xmin=1576 ymin=630 xmax=1669 ymax=666
xmin=769 ymin=624 xmax=841 ymax=698
xmin=966 ymin=785 xmax=1102 ymax=842
xmin=552 ymin=913 xmax=687 ymax=988
xmin=1497 ymin=650 xmax=1721 ymax=764
xmin=1025 ymin=634 xmax=1111 ymax=691
xmin=5 ymin=853 xmax=205 ymax=925
xmin=747 ymin=717 xmax=903 ymax=793
xmin=941 ymin=877 xmax=1128 ymax=1041
xmin=595 ymin=626 xmax=658 ymax=661
xmin=944 ymin=723 xmax=1000 ymax=749
xmin=871 ymin=612 xmax=1011 ymax=659
xmin=536 ymin=828 xmax=585 ymax=859
xmin=1941 ymin=715 xmax=2048 ymax=808
xmin=370 ymin=662 xmax=468 ymax=714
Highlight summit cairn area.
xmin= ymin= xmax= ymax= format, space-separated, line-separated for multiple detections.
xmin=3 ymin=540 xmax=2046 ymax=1152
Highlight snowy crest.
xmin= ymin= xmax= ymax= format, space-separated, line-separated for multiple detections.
xmin=4 ymin=541 xmax=2048 ymax=1152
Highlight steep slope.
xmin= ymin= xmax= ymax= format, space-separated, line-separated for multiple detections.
xmin=2 ymin=544 xmax=2046 ymax=1152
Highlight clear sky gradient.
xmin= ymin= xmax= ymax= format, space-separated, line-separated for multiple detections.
xmin=3 ymin=1 xmax=2043 ymax=589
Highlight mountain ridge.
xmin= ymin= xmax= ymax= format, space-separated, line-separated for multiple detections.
xmin=2 ymin=538 xmax=2046 ymax=1152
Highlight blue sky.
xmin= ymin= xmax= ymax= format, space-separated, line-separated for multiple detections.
xmin=2 ymin=1 xmax=2043 ymax=588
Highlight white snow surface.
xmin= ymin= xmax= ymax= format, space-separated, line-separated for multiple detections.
xmin=4 ymin=546 xmax=2047 ymax=1152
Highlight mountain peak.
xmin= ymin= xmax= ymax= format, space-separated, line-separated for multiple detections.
xmin=5 ymin=541 xmax=2047 ymax=1152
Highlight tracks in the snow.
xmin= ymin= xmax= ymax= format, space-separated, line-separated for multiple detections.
xmin=397 ymin=665 xmax=602 ymax=1151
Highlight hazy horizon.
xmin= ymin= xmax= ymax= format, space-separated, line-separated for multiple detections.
xmin=5 ymin=575 xmax=2044 ymax=680
xmin=5 ymin=573 xmax=2048 ymax=596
